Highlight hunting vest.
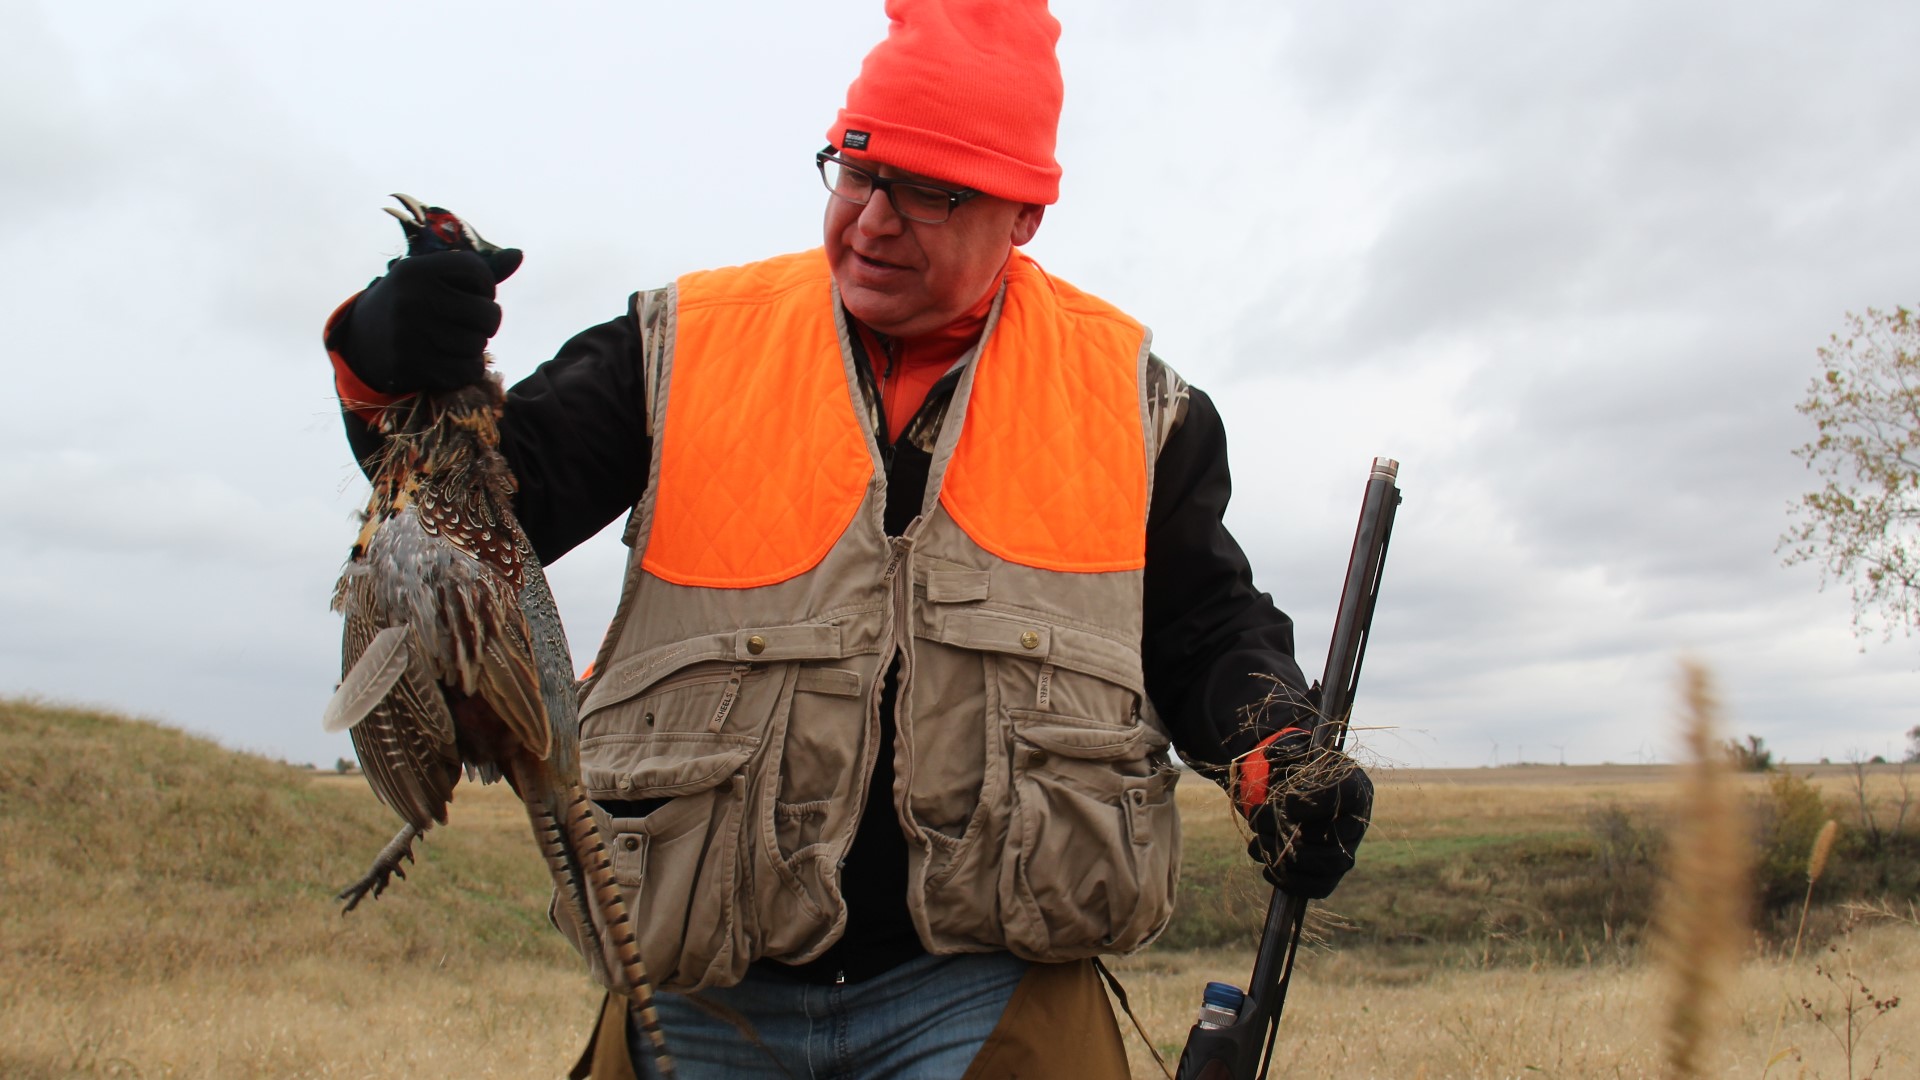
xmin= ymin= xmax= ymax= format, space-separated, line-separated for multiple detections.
xmin=571 ymin=249 xmax=1181 ymax=992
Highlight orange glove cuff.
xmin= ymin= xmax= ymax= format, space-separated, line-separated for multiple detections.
xmin=1232 ymin=726 xmax=1309 ymax=816
xmin=325 ymin=292 xmax=409 ymax=424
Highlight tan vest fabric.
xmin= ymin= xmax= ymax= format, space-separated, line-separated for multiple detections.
xmin=567 ymin=250 xmax=1181 ymax=993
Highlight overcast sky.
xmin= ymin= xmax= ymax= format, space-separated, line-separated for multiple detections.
xmin=5 ymin=0 xmax=1917 ymax=770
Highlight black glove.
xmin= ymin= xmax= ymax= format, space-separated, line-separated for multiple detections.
xmin=1234 ymin=729 xmax=1372 ymax=900
xmin=339 ymin=247 xmax=523 ymax=395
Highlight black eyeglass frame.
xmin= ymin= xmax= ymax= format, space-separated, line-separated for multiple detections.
xmin=816 ymin=146 xmax=985 ymax=224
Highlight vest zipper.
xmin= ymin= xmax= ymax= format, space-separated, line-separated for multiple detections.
xmin=837 ymin=536 xmax=915 ymax=903
xmin=707 ymin=664 xmax=751 ymax=732
xmin=882 ymin=525 xmax=925 ymax=844
xmin=641 ymin=664 xmax=761 ymax=697
xmin=879 ymin=335 xmax=900 ymax=465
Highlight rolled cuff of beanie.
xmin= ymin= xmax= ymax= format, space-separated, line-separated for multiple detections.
xmin=831 ymin=112 xmax=1060 ymax=205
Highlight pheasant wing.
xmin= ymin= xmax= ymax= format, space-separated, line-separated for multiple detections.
xmin=415 ymin=465 xmax=553 ymax=763
xmin=339 ymin=594 xmax=460 ymax=829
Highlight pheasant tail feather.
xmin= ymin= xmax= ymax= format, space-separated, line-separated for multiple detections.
xmin=516 ymin=762 xmax=676 ymax=1079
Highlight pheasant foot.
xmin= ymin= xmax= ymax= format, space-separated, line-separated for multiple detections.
xmin=338 ymin=824 xmax=422 ymax=913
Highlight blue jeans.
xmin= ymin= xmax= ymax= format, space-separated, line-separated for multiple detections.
xmin=629 ymin=951 xmax=1029 ymax=1079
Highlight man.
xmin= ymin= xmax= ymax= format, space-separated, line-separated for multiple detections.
xmin=326 ymin=2 xmax=1370 ymax=1077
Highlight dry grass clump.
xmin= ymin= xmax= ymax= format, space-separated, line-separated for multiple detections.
xmin=1109 ymin=920 xmax=1919 ymax=1078
xmin=5 ymin=956 xmax=595 ymax=1079
xmin=1217 ymin=675 xmax=1370 ymax=879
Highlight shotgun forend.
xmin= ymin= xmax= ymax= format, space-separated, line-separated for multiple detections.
xmin=1173 ymin=457 xmax=1404 ymax=1080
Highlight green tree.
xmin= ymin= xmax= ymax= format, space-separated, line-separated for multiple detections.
xmin=1724 ymin=734 xmax=1775 ymax=772
xmin=1780 ymin=306 xmax=1920 ymax=643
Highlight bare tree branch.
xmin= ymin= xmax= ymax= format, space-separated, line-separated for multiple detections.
xmin=1780 ymin=305 xmax=1920 ymax=644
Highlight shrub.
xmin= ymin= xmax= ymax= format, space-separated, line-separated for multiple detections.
xmin=1752 ymin=770 xmax=1832 ymax=912
xmin=1724 ymin=734 xmax=1774 ymax=772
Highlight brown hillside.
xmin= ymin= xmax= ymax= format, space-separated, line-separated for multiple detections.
xmin=0 ymin=697 xmax=599 ymax=1078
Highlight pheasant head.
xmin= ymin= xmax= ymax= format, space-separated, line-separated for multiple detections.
xmin=384 ymin=193 xmax=523 ymax=278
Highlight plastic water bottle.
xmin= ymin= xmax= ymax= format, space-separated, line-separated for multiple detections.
xmin=1195 ymin=981 xmax=1244 ymax=1030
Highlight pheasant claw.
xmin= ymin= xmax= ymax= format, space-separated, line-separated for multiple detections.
xmin=338 ymin=823 xmax=422 ymax=914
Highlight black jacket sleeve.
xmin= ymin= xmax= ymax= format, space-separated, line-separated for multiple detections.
xmin=339 ymin=298 xmax=652 ymax=565
xmin=492 ymin=307 xmax=651 ymax=563
xmin=1141 ymin=386 xmax=1315 ymax=776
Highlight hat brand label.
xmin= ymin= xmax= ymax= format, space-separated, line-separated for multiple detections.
xmin=843 ymin=130 xmax=871 ymax=151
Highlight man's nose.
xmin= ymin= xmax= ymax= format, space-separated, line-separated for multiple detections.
xmin=856 ymin=188 xmax=905 ymax=237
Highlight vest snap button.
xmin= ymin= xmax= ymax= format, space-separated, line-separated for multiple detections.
xmin=643 ymin=712 xmax=655 ymax=727
xmin=621 ymin=835 xmax=640 ymax=852
xmin=1019 ymin=630 xmax=1040 ymax=650
xmin=1028 ymin=748 xmax=1048 ymax=765
xmin=747 ymin=635 xmax=768 ymax=655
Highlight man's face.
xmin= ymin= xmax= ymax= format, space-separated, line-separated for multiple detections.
xmin=824 ymin=157 xmax=1045 ymax=338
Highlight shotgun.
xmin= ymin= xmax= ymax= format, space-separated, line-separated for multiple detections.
xmin=1173 ymin=456 xmax=1403 ymax=1080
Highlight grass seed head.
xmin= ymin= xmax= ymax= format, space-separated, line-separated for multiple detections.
xmin=1807 ymin=819 xmax=1839 ymax=885
xmin=1654 ymin=660 xmax=1752 ymax=1080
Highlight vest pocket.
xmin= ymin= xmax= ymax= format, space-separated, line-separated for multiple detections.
xmin=752 ymin=662 xmax=872 ymax=960
xmin=594 ymin=758 xmax=748 ymax=991
xmin=1001 ymin=710 xmax=1180 ymax=958
xmin=579 ymin=660 xmax=788 ymax=991
xmin=773 ymin=664 xmax=866 ymax=825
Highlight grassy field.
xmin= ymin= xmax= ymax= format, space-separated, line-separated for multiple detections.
xmin=1116 ymin=773 xmax=1919 ymax=1078
xmin=3 ymin=698 xmax=1915 ymax=1078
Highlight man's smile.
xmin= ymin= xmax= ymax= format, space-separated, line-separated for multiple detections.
xmin=854 ymin=250 xmax=911 ymax=271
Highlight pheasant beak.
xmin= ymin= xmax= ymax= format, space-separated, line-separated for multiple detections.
xmin=385 ymin=192 xmax=430 ymax=227
xmin=384 ymin=193 xmax=429 ymax=251
xmin=381 ymin=192 xmax=503 ymax=258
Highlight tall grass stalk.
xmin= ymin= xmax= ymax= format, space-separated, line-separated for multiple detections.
xmin=1761 ymin=818 xmax=1842 ymax=1076
xmin=1655 ymin=662 xmax=1751 ymax=1080
xmin=1795 ymin=820 xmax=1841 ymax=958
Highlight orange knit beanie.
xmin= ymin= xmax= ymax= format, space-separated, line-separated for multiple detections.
xmin=827 ymin=0 xmax=1063 ymax=205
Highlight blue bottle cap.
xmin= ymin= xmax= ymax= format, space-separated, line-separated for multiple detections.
xmin=1203 ymin=981 xmax=1246 ymax=1010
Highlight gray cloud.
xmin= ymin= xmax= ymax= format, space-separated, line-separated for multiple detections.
xmin=3 ymin=0 xmax=1915 ymax=771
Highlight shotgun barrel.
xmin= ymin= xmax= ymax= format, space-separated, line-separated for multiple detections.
xmin=1174 ymin=457 xmax=1402 ymax=1080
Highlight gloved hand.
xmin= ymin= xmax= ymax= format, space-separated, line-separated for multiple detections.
xmin=340 ymin=247 xmax=523 ymax=395
xmin=1233 ymin=728 xmax=1372 ymax=900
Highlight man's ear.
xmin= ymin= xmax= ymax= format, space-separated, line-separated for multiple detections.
xmin=1011 ymin=203 xmax=1045 ymax=246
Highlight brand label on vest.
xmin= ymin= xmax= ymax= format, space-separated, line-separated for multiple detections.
xmin=709 ymin=667 xmax=747 ymax=732
xmin=843 ymin=130 xmax=871 ymax=151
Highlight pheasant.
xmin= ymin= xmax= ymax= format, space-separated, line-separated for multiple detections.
xmin=323 ymin=194 xmax=674 ymax=1076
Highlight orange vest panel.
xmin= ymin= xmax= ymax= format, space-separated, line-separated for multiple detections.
xmin=939 ymin=252 xmax=1149 ymax=572
xmin=643 ymin=251 xmax=874 ymax=588
xmin=645 ymin=249 xmax=1147 ymax=586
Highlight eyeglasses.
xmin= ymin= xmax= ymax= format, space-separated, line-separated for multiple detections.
xmin=816 ymin=147 xmax=983 ymax=225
